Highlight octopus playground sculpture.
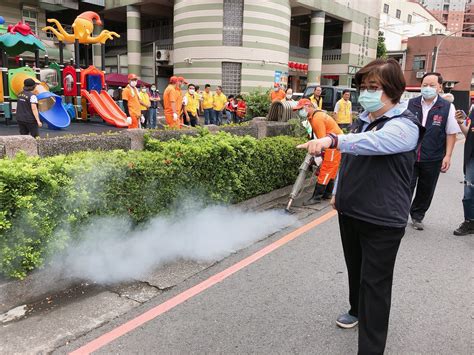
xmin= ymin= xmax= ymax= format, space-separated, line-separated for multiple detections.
xmin=42 ymin=11 xmax=119 ymax=44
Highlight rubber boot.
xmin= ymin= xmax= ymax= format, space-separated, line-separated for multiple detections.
xmin=322 ymin=179 xmax=335 ymax=200
xmin=303 ymin=183 xmax=326 ymax=206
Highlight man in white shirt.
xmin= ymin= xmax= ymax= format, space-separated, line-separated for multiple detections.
xmin=407 ymin=72 xmax=461 ymax=230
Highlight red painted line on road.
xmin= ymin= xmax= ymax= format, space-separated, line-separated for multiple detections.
xmin=69 ymin=209 xmax=337 ymax=355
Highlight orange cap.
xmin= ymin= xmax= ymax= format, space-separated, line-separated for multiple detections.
xmin=293 ymin=98 xmax=312 ymax=110
xmin=169 ymin=76 xmax=178 ymax=84
xmin=178 ymin=76 xmax=188 ymax=84
xmin=274 ymin=82 xmax=280 ymax=87
xmin=128 ymin=73 xmax=138 ymax=81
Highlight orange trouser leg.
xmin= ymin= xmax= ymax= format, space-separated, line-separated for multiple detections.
xmin=165 ymin=114 xmax=181 ymax=128
xmin=128 ymin=113 xmax=139 ymax=129
xmin=317 ymin=148 xmax=341 ymax=185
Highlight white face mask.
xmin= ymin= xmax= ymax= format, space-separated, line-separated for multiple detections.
xmin=189 ymin=89 xmax=195 ymax=95
xmin=286 ymin=94 xmax=292 ymax=99
xmin=274 ymin=87 xmax=279 ymax=92
xmin=130 ymin=80 xmax=137 ymax=87
xmin=141 ymin=88 xmax=146 ymax=92
xmin=151 ymin=87 xmax=156 ymax=91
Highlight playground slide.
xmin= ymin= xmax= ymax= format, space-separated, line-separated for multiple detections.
xmin=81 ymin=89 xmax=129 ymax=128
xmin=99 ymin=91 xmax=128 ymax=121
xmin=36 ymin=92 xmax=71 ymax=129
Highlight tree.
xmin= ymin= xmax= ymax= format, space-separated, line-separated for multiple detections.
xmin=377 ymin=31 xmax=387 ymax=59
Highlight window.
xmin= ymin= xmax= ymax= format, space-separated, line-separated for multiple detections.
xmin=430 ymin=24 xmax=434 ymax=32
xmin=383 ymin=4 xmax=389 ymax=14
xmin=408 ymin=14 xmax=412 ymax=23
xmin=222 ymin=62 xmax=242 ymax=96
xmin=443 ymin=4 xmax=449 ymax=11
xmin=396 ymin=9 xmax=401 ymax=19
xmin=223 ymin=0 xmax=243 ymax=46
xmin=22 ymin=9 xmax=37 ymax=35
xmin=413 ymin=56 xmax=426 ymax=70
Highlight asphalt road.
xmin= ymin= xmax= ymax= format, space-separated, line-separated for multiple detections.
xmin=55 ymin=140 xmax=473 ymax=354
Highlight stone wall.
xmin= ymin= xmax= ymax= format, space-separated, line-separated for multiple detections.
xmin=0 ymin=120 xmax=293 ymax=159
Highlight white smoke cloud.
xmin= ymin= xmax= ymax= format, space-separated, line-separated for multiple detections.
xmin=54 ymin=205 xmax=296 ymax=284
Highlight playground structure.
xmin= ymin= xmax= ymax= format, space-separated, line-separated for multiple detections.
xmin=0 ymin=12 xmax=129 ymax=129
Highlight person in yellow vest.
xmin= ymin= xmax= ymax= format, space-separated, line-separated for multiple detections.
xmin=212 ymin=86 xmax=227 ymax=125
xmin=202 ymin=84 xmax=214 ymax=125
xmin=183 ymin=83 xmax=200 ymax=127
xmin=138 ymin=84 xmax=151 ymax=128
xmin=309 ymin=86 xmax=323 ymax=109
xmin=333 ymin=89 xmax=353 ymax=129
xmin=195 ymin=85 xmax=203 ymax=115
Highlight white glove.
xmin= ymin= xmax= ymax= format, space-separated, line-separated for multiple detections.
xmin=140 ymin=115 xmax=145 ymax=124
xmin=173 ymin=112 xmax=178 ymax=121
xmin=301 ymin=120 xmax=312 ymax=135
xmin=126 ymin=117 xmax=132 ymax=125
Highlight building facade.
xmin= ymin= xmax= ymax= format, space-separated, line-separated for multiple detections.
xmin=102 ymin=0 xmax=380 ymax=94
xmin=380 ymin=0 xmax=446 ymax=69
xmin=417 ymin=0 xmax=467 ymax=35
xmin=404 ymin=35 xmax=474 ymax=91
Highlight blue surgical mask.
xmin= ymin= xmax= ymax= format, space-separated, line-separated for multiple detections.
xmin=421 ymin=87 xmax=437 ymax=100
xmin=298 ymin=108 xmax=308 ymax=119
xmin=358 ymin=89 xmax=385 ymax=112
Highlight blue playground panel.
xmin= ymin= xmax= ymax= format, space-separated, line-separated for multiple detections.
xmin=87 ymin=75 xmax=102 ymax=93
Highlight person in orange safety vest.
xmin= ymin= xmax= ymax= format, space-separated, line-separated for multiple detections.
xmin=122 ymin=73 xmax=146 ymax=129
xmin=163 ymin=76 xmax=184 ymax=128
xmin=270 ymin=83 xmax=286 ymax=102
xmin=293 ymin=98 xmax=343 ymax=205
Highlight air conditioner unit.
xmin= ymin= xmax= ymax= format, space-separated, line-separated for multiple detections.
xmin=444 ymin=81 xmax=456 ymax=88
xmin=156 ymin=49 xmax=170 ymax=62
xmin=416 ymin=71 xmax=425 ymax=79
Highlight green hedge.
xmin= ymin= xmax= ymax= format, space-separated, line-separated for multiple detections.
xmin=0 ymin=131 xmax=305 ymax=279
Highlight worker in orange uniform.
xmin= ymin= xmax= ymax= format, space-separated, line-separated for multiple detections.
xmin=122 ymin=74 xmax=145 ymax=129
xmin=293 ymin=98 xmax=343 ymax=205
xmin=270 ymin=83 xmax=286 ymax=102
xmin=163 ymin=76 xmax=183 ymax=128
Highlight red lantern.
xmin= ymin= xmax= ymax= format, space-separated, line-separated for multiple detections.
xmin=304 ymin=64 xmax=308 ymax=71
xmin=289 ymin=62 xmax=295 ymax=69
xmin=298 ymin=63 xmax=304 ymax=70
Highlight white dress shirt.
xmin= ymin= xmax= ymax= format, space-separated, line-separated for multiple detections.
xmin=421 ymin=96 xmax=461 ymax=134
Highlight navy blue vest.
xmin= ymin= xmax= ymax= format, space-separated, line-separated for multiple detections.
xmin=407 ymin=95 xmax=450 ymax=162
xmin=336 ymin=110 xmax=424 ymax=228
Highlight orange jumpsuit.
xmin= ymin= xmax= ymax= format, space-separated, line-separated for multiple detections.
xmin=122 ymin=85 xmax=141 ymax=129
xmin=309 ymin=111 xmax=343 ymax=185
xmin=163 ymin=84 xmax=182 ymax=128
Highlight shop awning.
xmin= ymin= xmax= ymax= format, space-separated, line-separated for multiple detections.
xmin=105 ymin=73 xmax=151 ymax=87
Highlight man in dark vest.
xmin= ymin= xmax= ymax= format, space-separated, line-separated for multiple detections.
xmin=16 ymin=78 xmax=42 ymax=137
xmin=408 ymin=72 xmax=460 ymax=230
xmin=454 ymin=108 xmax=474 ymax=235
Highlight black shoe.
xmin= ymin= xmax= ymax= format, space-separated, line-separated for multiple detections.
xmin=453 ymin=220 xmax=474 ymax=236
xmin=303 ymin=183 xmax=326 ymax=206
xmin=322 ymin=179 xmax=334 ymax=200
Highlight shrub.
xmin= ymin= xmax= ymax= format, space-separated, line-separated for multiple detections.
xmin=0 ymin=132 xmax=305 ymax=278
xmin=243 ymin=88 xmax=271 ymax=119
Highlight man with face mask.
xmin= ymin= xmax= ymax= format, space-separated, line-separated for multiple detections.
xmin=138 ymin=85 xmax=151 ymax=128
xmin=163 ymin=76 xmax=183 ymax=129
xmin=122 ymin=74 xmax=145 ymax=129
xmin=282 ymin=88 xmax=295 ymax=102
xmin=270 ymin=83 xmax=286 ymax=102
xmin=293 ymin=98 xmax=343 ymax=204
xmin=183 ymin=83 xmax=199 ymax=127
xmin=408 ymin=72 xmax=461 ymax=230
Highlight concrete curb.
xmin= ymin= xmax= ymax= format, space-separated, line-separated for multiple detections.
xmin=0 ymin=178 xmax=309 ymax=314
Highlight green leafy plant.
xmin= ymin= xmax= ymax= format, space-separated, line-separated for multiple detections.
xmin=0 ymin=133 xmax=305 ymax=279
xmin=243 ymin=88 xmax=271 ymax=119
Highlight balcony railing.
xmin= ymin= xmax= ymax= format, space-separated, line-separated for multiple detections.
xmin=322 ymin=49 xmax=342 ymax=61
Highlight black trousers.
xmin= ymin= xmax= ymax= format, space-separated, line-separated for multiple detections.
xmin=410 ymin=160 xmax=442 ymax=221
xmin=18 ymin=121 xmax=39 ymax=138
xmin=338 ymin=213 xmax=405 ymax=355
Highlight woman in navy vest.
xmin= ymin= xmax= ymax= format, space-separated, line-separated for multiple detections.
xmin=407 ymin=73 xmax=461 ymax=231
xmin=298 ymin=59 xmax=424 ymax=355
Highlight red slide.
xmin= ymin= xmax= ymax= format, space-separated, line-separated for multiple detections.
xmin=81 ymin=89 xmax=129 ymax=128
